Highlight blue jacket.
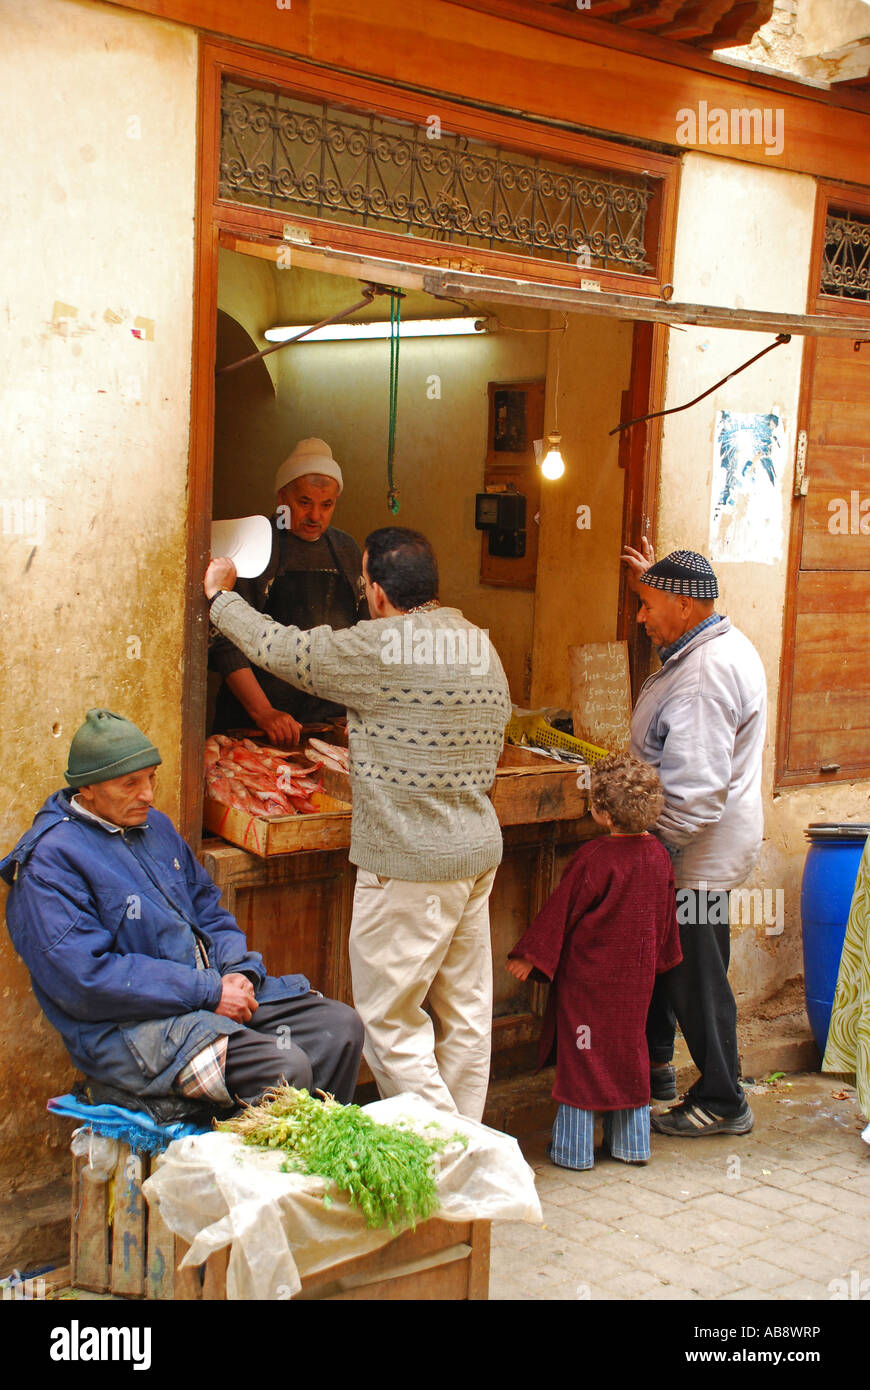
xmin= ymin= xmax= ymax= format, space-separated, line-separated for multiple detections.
xmin=0 ymin=792 xmax=309 ymax=1096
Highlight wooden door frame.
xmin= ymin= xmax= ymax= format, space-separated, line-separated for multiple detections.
xmin=617 ymin=319 xmax=668 ymax=702
xmin=181 ymin=37 xmax=674 ymax=840
xmin=775 ymin=180 xmax=870 ymax=790
xmin=195 ymin=39 xmax=680 ymax=296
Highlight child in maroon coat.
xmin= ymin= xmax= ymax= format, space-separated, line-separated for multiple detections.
xmin=507 ymin=754 xmax=681 ymax=1170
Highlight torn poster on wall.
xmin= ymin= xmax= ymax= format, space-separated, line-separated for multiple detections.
xmin=708 ymin=410 xmax=785 ymax=564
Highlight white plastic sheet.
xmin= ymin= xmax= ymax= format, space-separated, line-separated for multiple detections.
xmin=142 ymin=1093 xmax=541 ymax=1299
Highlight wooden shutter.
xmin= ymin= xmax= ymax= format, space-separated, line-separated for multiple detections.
xmin=778 ymin=191 xmax=870 ymax=785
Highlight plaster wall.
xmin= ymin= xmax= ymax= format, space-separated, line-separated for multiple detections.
xmin=215 ymin=253 xmax=549 ymax=699
xmin=216 ymin=251 xmax=281 ymax=394
xmin=723 ymin=0 xmax=870 ymax=82
xmin=798 ymin=0 xmax=870 ymax=56
xmin=656 ymin=152 xmax=869 ymax=1015
xmin=530 ymin=314 xmax=635 ymax=708
xmin=0 ymin=0 xmax=197 ymax=1205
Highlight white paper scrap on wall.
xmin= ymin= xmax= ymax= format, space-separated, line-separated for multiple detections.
xmin=708 ymin=409 xmax=785 ymax=564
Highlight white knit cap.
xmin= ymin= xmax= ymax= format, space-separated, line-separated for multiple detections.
xmin=274 ymin=438 xmax=343 ymax=496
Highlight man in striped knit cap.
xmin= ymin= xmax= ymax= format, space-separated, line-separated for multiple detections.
xmin=623 ymin=542 xmax=766 ymax=1137
xmin=206 ymin=527 xmax=511 ymax=1122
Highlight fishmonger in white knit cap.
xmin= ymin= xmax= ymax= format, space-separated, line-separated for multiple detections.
xmin=209 ymin=437 xmax=366 ymax=747
xmin=274 ymin=437 xmax=344 ymax=542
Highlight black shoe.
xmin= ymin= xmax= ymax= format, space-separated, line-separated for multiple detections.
xmin=650 ymin=1064 xmax=677 ymax=1101
xmin=651 ymin=1100 xmax=754 ymax=1137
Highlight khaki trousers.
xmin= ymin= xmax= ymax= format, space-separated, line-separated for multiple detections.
xmin=349 ymin=866 xmax=497 ymax=1121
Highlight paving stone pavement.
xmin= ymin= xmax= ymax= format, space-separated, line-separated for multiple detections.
xmin=490 ymin=1072 xmax=870 ymax=1301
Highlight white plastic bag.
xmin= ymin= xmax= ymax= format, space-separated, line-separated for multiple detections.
xmin=143 ymin=1093 xmax=541 ymax=1299
xmin=71 ymin=1127 xmax=121 ymax=1180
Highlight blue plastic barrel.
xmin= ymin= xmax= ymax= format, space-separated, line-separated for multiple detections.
xmin=800 ymin=823 xmax=870 ymax=1053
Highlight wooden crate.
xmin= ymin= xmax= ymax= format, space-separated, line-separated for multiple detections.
xmin=319 ymin=744 xmax=589 ymax=826
xmin=490 ymin=745 xmax=589 ymax=826
xmin=203 ymin=788 xmax=351 ymax=857
xmin=70 ymin=1143 xmax=489 ymax=1300
xmin=70 ymin=1144 xmax=150 ymax=1298
xmin=70 ymin=1152 xmax=111 ymax=1294
xmin=294 ymin=1219 xmax=490 ymax=1301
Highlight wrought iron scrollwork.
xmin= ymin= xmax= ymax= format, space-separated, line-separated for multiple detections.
xmin=219 ymin=81 xmax=655 ymax=275
xmin=822 ymin=212 xmax=870 ymax=302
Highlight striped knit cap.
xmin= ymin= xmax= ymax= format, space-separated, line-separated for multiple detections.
xmin=640 ymin=550 xmax=718 ymax=599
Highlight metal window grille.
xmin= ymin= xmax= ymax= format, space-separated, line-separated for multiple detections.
xmin=219 ymin=81 xmax=656 ymax=275
xmin=821 ymin=210 xmax=870 ymax=302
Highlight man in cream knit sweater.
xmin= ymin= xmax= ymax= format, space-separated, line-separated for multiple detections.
xmin=205 ymin=527 xmax=511 ymax=1121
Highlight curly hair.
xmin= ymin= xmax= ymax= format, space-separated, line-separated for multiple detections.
xmin=589 ymin=753 xmax=664 ymax=834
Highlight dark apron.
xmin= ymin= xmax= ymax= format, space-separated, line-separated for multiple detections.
xmin=213 ymin=538 xmax=359 ymax=730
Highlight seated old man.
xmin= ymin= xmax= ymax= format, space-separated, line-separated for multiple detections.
xmin=0 ymin=709 xmax=364 ymax=1110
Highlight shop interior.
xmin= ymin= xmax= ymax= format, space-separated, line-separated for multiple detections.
xmin=209 ymin=244 xmax=638 ymax=718
xmin=204 ymin=241 xmax=644 ymax=1041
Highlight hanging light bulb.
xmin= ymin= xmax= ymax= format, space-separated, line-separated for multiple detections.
xmin=541 ymin=431 xmax=565 ymax=481
xmin=541 ymin=316 xmax=568 ymax=480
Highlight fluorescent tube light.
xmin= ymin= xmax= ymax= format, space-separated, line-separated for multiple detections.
xmin=264 ymin=317 xmax=486 ymax=343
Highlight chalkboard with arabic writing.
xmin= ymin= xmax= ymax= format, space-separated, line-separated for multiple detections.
xmin=569 ymin=641 xmax=632 ymax=754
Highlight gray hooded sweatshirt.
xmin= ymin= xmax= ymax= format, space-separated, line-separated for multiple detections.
xmin=630 ymin=617 xmax=767 ymax=891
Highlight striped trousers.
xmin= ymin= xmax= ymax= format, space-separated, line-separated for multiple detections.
xmin=551 ymin=1102 xmax=651 ymax=1170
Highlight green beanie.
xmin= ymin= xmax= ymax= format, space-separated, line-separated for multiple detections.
xmin=65 ymin=709 xmax=162 ymax=788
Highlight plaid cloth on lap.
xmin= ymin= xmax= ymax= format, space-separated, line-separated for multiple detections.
xmin=173 ymin=930 xmax=234 ymax=1105
xmin=175 ymin=1035 xmax=231 ymax=1105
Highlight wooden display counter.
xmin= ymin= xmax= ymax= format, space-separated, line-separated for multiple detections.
xmin=200 ymin=750 xmax=600 ymax=1083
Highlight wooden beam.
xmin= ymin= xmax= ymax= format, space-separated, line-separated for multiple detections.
xmin=657 ymin=2 xmax=734 ymax=43
xmin=439 ymin=0 xmax=870 ymax=116
xmin=221 ymin=230 xmax=870 ymax=338
xmin=422 ymin=269 xmax=870 ymax=337
xmin=300 ymin=1 xmax=870 ymax=185
xmin=832 ymin=74 xmax=870 ymax=91
xmin=692 ymin=1 xmax=776 ymax=50
xmin=219 ymin=232 xmax=429 ymax=290
xmin=106 ymin=0 xmax=870 ymax=187
xmin=620 ymin=2 xmax=689 ymax=30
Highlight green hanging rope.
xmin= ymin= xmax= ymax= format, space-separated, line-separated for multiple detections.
xmin=386 ymin=291 xmax=401 ymax=515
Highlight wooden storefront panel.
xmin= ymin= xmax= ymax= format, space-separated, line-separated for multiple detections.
xmin=788 ymin=571 xmax=870 ymax=772
xmin=490 ymin=840 xmax=546 ymax=1020
xmin=809 ymin=398 xmax=870 ymax=446
xmin=800 ymin=441 xmax=870 ymax=571
xmin=777 ymin=176 xmax=870 ymax=786
xmin=791 ymin=335 xmax=870 ymax=778
xmin=779 ymin=328 xmax=870 ymax=782
xmin=113 ymin=1 xmax=870 ymax=186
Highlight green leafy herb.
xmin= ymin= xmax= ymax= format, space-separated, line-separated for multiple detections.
xmin=217 ymin=1086 xmax=467 ymax=1231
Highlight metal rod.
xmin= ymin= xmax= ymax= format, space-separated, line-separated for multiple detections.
xmin=215 ymin=284 xmax=383 ymax=377
xmin=609 ymin=334 xmax=792 ymax=436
